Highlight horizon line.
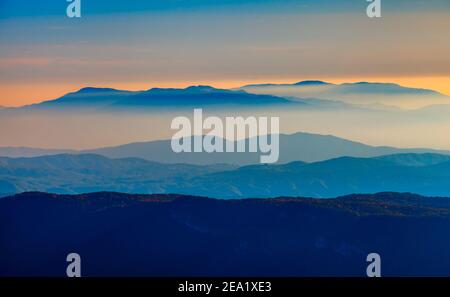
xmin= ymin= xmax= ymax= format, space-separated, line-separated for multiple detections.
xmin=2 ymin=78 xmax=449 ymax=108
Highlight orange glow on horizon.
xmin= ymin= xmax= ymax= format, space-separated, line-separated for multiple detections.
xmin=1 ymin=76 xmax=450 ymax=108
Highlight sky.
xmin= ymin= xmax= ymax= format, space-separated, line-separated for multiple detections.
xmin=1 ymin=0 xmax=450 ymax=107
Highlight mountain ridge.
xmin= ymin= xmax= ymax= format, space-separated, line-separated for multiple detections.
xmin=239 ymin=81 xmax=450 ymax=108
xmin=2 ymin=152 xmax=450 ymax=198
xmin=2 ymin=191 xmax=450 ymax=276
xmin=4 ymin=81 xmax=448 ymax=111
xmin=9 ymin=85 xmax=294 ymax=111
xmin=242 ymin=81 xmax=443 ymax=96
xmin=1 ymin=132 xmax=450 ymax=164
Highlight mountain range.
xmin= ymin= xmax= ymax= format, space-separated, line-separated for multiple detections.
xmin=173 ymin=154 xmax=450 ymax=198
xmin=2 ymin=81 xmax=448 ymax=112
xmin=2 ymin=152 xmax=450 ymax=198
xmin=242 ymin=80 xmax=442 ymax=96
xmin=240 ymin=80 xmax=450 ymax=108
xmin=2 ymin=82 xmax=449 ymax=151
xmin=9 ymin=86 xmax=293 ymax=112
xmin=1 ymin=191 xmax=450 ymax=276
xmin=1 ymin=132 xmax=450 ymax=164
xmin=0 ymin=154 xmax=236 ymax=197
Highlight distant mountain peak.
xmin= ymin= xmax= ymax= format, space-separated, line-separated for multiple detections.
xmin=183 ymin=85 xmax=239 ymax=94
xmin=337 ymin=82 xmax=442 ymax=96
xmin=73 ymin=87 xmax=124 ymax=94
xmin=294 ymin=80 xmax=331 ymax=86
xmin=184 ymin=85 xmax=219 ymax=92
xmin=352 ymin=82 xmax=377 ymax=85
xmin=145 ymin=85 xmax=233 ymax=95
xmin=342 ymin=82 xmax=403 ymax=88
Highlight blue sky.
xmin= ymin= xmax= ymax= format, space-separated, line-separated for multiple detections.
xmin=1 ymin=0 xmax=450 ymax=18
xmin=0 ymin=0 xmax=366 ymax=17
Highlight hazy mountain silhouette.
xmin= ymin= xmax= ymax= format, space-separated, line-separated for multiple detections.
xmin=75 ymin=133 xmax=450 ymax=165
xmin=0 ymin=154 xmax=236 ymax=197
xmin=375 ymin=153 xmax=450 ymax=166
xmin=240 ymin=81 xmax=450 ymax=108
xmin=242 ymin=80 xmax=442 ymax=95
xmin=7 ymin=81 xmax=441 ymax=112
xmin=15 ymin=86 xmax=293 ymax=112
xmin=24 ymin=87 xmax=137 ymax=111
xmin=1 ymin=191 xmax=450 ymax=276
xmin=1 ymin=132 xmax=450 ymax=164
xmin=171 ymin=156 xmax=450 ymax=198
xmin=2 ymin=153 xmax=450 ymax=198
xmin=294 ymin=80 xmax=332 ymax=86
xmin=0 ymin=147 xmax=76 ymax=158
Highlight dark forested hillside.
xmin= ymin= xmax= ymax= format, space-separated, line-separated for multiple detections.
xmin=1 ymin=192 xmax=450 ymax=276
